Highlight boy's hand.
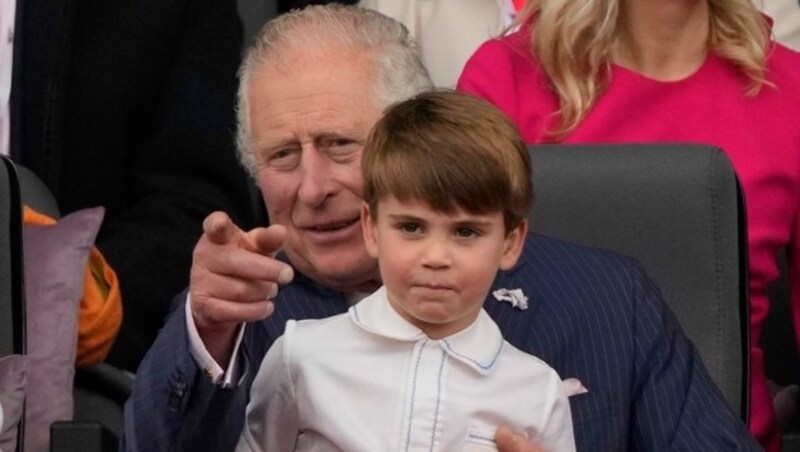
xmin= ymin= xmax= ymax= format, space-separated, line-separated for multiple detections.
xmin=495 ymin=426 xmax=544 ymax=452
xmin=190 ymin=211 xmax=295 ymax=367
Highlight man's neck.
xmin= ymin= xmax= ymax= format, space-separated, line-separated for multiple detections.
xmin=344 ymin=291 xmax=370 ymax=307
xmin=614 ymin=0 xmax=710 ymax=81
xmin=333 ymin=276 xmax=382 ymax=300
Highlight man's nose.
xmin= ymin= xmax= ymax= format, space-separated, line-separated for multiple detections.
xmin=297 ymin=149 xmax=335 ymax=207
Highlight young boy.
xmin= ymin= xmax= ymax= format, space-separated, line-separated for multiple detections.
xmin=237 ymin=90 xmax=576 ymax=451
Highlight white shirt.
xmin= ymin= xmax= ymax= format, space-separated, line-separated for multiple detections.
xmin=359 ymin=0 xmax=506 ymax=88
xmin=237 ymin=286 xmax=576 ymax=452
xmin=186 ymin=293 xmax=246 ymax=386
xmin=0 ymin=0 xmax=15 ymax=156
xmin=187 ymin=291 xmax=366 ymax=385
xmin=762 ymin=0 xmax=800 ymax=51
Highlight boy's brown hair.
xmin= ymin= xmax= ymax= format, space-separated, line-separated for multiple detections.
xmin=362 ymin=90 xmax=533 ymax=232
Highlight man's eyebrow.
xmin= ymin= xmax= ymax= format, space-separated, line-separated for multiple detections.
xmin=316 ymin=131 xmax=364 ymax=143
xmin=253 ymin=137 xmax=299 ymax=153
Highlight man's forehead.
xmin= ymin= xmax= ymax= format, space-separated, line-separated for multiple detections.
xmin=261 ymin=39 xmax=375 ymax=75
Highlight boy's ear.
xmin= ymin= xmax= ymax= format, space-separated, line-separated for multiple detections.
xmin=361 ymin=202 xmax=379 ymax=258
xmin=499 ymin=219 xmax=528 ymax=270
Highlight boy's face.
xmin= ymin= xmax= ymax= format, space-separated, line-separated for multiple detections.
xmin=361 ymin=196 xmax=527 ymax=339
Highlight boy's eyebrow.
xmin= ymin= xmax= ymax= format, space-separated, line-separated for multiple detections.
xmin=450 ymin=219 xmax=497 ymax=231
xmin=386 ymin=213 xmax=496 ymax=228
xmin=386 ymin=213 xmax=425 ymax=222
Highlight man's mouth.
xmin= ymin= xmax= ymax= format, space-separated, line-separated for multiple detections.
xmin=310 ymin=218 xmax=359 ymax=231
xmin=301 ymin=217 xmax=361 ymax=246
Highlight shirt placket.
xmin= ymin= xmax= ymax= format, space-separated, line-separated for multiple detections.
xmin=400 ymin=339 xmax=448 ymax=452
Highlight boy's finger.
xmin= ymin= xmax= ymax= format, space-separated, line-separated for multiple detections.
xmin=495 ymin=426 xmax=542 ymax=452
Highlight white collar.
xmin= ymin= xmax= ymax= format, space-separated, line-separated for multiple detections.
xmin=349 ymin=286 xmax=504 ymax=376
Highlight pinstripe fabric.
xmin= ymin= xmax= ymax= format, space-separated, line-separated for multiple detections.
xmin=123 ymin=234 xmax=760 ymax=451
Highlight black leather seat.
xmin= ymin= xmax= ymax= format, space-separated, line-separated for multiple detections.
xmin=1 ymin=155 xmax=27 ymax=452
xmin=529 ymin=143 xmax=750 ymax=420
xmin=1 ymin=156 xmax=131 ymax=452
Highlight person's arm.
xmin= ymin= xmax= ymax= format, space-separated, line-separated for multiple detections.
xmin=627 ymin=264 xmax=760 ymax=450
xmin=122 ymin=292 xmax=246 ymax=452
xmin=122 ymin=215 xmax=294 ymax=452
xmin=534 ymin=370 xmax=576 ymax=451
xmin=190 ymin=213 xmax=293 ymax=367
xmin=98 ymin=0 xmax=254 ymax=371
xmin=236 ymin=333 xmax=299 ymax=451
xmin=494 ymin=368 xmax=575 ymax=452
xmin=185 ymin=293 xmax=246 ymax=386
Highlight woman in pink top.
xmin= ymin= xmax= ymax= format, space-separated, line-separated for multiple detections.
xmin=458 ymin=0 xmax=800 ymax=450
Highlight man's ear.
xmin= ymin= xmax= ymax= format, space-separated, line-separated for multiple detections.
xmin=361 ymin=202 xmax=379 ymax=258
xmin=499 ymin=219 xmax=528 ymax=270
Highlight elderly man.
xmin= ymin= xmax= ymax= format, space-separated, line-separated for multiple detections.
xmin=123 ymin=5 xmax=758 ymax=451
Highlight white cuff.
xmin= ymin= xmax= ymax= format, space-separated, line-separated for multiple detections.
xmin=186 ymin=293 xmax=245 ymax=387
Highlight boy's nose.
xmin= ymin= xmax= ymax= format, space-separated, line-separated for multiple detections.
xmin=421 ymin=240 xmax=452 ymax=269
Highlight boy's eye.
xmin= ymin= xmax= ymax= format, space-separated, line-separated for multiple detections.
xmin=398 ymin=223 xmax=422 ymax=234
xmin=455 ymin=227 xmax=479 ymax=238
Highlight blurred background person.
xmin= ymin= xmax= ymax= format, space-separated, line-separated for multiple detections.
xmin=6 ymin=0 xmax=256 ymax=371
xmin=458 ymin=0 xmax=800 ymax=450
xmin=761 ymin=0 xmax=800 ymax=50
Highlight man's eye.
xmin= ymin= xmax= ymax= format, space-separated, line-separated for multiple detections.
xmin=330 ymin=138 xmax=354 ymax=147
xmin=265 ymin=148 xmax=299 ymax=169
xmin=325 ymin=139 xmax=360 ymax=161
xmin=271 ymin=149 xmax=291 ymax=160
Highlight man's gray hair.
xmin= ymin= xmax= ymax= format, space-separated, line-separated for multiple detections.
xmin=236 ymin=4 xmax=433 ymax=176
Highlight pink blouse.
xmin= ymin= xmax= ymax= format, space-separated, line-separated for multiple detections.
xmin=459 ymin=27 xmax=800 ymax=451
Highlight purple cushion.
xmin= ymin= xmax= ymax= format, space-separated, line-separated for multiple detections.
xmin=0 ymin=354 xmax=27 ymax=451
xmin=22 ymin=207 xmax=104 ymax=452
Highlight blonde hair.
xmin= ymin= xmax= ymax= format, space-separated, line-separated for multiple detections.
xmin=363 ymin=90 xmax=532 ymax=232
xmin=512 ymin=0 xmax=770 ymax=137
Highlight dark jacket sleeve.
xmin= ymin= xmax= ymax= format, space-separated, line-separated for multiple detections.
xmin=122 ymin=291 xmax=262 ymax=452
xmin=62 ymin=0 xmax=255 ymax=370
xmin=627 ymin=265 xmax=760 ymax=451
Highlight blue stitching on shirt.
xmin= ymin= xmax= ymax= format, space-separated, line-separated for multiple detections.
xmin=441 ymin=339 xmax=504 ymax=370
xmin=429 ymin=349 xmax=446 ymax=452
xmin=467 ymin=432 xmax=496 ymax=443
xmin=405 ymin=340 xmax=428 ymax=452
xmin=351 ymin=304 xmax=360 ymax=323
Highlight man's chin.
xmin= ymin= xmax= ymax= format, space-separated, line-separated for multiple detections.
xmin=288 ymin=250 xmax=380 ymax=293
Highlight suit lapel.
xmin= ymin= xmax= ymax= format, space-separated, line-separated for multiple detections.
xmin=486 ymin=234 xmax=543 ymax=348
xmin=263 ymin=272 xmax=350 ymax=341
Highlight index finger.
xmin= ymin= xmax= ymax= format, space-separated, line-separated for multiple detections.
xmin=203 ymin=211 xmax=241 ymax=245
xmin=246 ymin=224 xmax=288 ymax=257
xmin=245 ymin=224 xmax=294 ymax=284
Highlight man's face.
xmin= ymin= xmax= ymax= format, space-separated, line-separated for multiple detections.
xmin=248 ymin=51 xmax=383 ymax=292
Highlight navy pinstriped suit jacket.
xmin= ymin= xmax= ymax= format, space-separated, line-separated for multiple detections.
xmin=123 ymin=234 xmax=760 ymax=451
